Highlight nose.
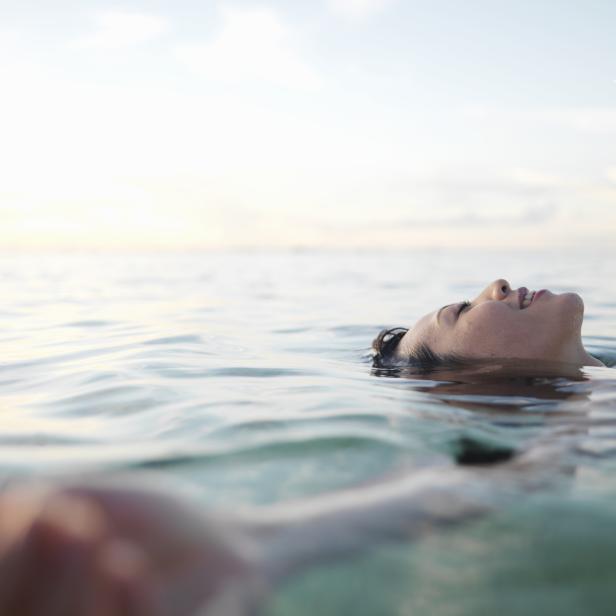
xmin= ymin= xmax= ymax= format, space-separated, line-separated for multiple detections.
xmin=478 ymin=279 xmax=511 ymax=302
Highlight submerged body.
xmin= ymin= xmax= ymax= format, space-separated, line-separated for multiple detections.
xmin=0 ymin=440 xmax=564 ymax=616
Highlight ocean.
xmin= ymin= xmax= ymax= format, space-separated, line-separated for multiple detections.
xmin=1 ymin=249 xmax=616 ymax=615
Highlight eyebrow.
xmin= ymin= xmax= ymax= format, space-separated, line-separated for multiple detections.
xmin=436 ymin=304 xmax=453 ymax=325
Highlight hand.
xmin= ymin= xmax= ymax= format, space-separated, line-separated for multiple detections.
xmin=0 ymin=479 xmax=265 ymax=616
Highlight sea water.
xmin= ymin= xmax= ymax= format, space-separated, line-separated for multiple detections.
xmin=1 ymin=249 xmax=615 ymax=615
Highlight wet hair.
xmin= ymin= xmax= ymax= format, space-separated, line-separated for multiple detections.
xmin=371 ymin=327 xmax=409 ymax=365
xmin=371 ymin=326 xmax=459 ymax=371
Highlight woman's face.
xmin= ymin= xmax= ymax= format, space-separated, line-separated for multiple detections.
xmin=399 ymin=279 xmax=590 ymax=364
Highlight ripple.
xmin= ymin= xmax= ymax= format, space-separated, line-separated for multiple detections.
xmin=272 ymin=326 xmax=313 ymax=334
xmin=330 ymin=324 xmax=381 ymax=337
xmin=206 ymin=412 xmax=394 ymax=440
xmin=1 ymin=343 xmax=137 ymax=370
xmin=143 ymin=334 xmax=203 ymax=346
xmin=128 ymin=432 xmax=405 ymax=470
xmin=64 ymin=320 xmax=116 ymax=328
xmin=41 ymin=384 xmax=178 ymax=417
xmin=0 ymin=433 xmax=100 ymax=446
xmin=206 ymin=367 xmax=314 ymax=378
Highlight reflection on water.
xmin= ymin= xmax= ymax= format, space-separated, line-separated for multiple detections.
xmin=1 ymin=250 xmax=616 ymax=614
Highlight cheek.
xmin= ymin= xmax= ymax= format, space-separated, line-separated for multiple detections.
xmin=454 ymin=309 xmax=532 ymax=357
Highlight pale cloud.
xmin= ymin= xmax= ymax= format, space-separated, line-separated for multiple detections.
xmin=552 ymin=107 xmax=616 ymax=133
xmin=75 ymin=10 xmax=166 ymax=49
xmin=327 ymin=0 xmax=396 ymax=20
xmin=606 ymin=167 xmax=616 ymax=184
xmin=462 ymin=105 xmax=616 ymax=134
xmin=407 ymin=169 xmax=568 ymax=206
xmin=175 ymin=7 xmax=321 ymax=91
xmin=509 ymin=168 xmax=568 ymax=189
xmin=320 ymin=203 xmax=559 ymax=231
xmin=395 ymin=203 xmax=559 ymax=228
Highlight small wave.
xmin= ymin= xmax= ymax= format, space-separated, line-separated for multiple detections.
xmin=330 ymin=324 xmax=381 ymax=337
xmin=206 ymin=367 xmax=313 ymax=378
xmin=271 ymin=326 xmax=313 ymax=334
xmin=143 ymin=334 xmax=203 ymax=346
xmin=42 ymin=384 xmax=177 ymax=417
xmin=128 ymin=432 xmax=405 ymax=470
xmin=64 ymin=320 xmax=116 ymax=328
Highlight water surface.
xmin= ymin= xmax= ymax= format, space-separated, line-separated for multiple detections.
xmin=1 ymin=249 xmax=615 ymax=615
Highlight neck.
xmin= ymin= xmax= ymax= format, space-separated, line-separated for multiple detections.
xmin=582 ymin=351 xmax=604 ymax=367
xmin=560 ymin=337 xmax=604 ymax=367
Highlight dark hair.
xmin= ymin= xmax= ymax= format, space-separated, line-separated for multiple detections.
xmin=371 ymin=327 xmax=409 ymax=365
xmin=371 ymin=326 xmax=460 ymax=371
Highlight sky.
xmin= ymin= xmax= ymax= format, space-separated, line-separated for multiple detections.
xmin=1 ymin=0 xmax=615 ymax=251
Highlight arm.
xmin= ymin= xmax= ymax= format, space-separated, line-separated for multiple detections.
xmin=244 ymin=440 xmax=561 ymax=585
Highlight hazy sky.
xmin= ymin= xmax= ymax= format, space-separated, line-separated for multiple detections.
xmin=1 ymin=0 xmax=615 ymax=250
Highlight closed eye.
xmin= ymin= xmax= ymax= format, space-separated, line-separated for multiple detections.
xmin=456 ymin=300 xmax=471 ymax=318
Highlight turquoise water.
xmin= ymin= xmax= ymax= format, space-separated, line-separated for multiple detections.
xmin=2 ymin=250 xmax=616 ymax=615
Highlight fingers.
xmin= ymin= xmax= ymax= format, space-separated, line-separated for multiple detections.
xmin=96 ymin=539 xmax=156 ymax=616
xmin=0 ymin=482 xmax=262 ymax=616
xmin=0 ymin=489 xmax=154 ymax=616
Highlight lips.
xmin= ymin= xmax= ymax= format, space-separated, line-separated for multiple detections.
xmin=518 ymin=287 xmax=528 ymax=309
xmin=518 ymin=287 xmax=536 ymax=309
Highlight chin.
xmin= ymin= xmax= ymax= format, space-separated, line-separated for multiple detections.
xmin=555 ymin=291 xmax=584 ymax=334
xmin=560 ymin=291 xmax=584 ymax=311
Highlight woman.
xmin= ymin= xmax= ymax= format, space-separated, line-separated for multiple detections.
xmin=373 ymin=279 xmax=604 ymax=368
